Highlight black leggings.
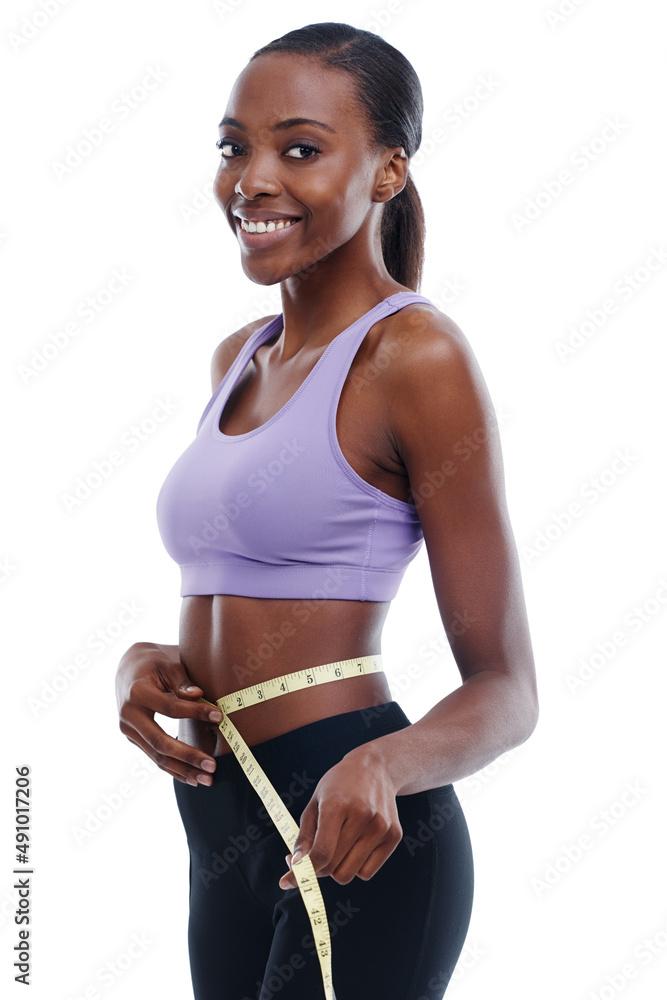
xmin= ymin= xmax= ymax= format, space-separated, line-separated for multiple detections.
xmin=173 ymin=701 xmax=474 ymax=1000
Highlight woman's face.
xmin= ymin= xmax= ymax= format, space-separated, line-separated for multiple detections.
xmin=214 ymin=52 xmax=400 ymax=286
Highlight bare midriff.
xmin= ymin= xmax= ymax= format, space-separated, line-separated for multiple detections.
xmin=176 ymin=595 xmax=394 ymax=756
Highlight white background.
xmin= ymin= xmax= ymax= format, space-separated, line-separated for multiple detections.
xmin=2 ymin=1 xmax=666 ymax=998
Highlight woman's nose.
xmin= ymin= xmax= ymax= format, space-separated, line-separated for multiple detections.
xmin=234 ymin=154 xmax=281 ymax=200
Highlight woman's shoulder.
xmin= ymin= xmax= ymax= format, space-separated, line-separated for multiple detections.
xmin=376 ymin=297 xmax=495 ymax=432
xmin=378 ymin=300 xmax=499 ymax=480
xmin=381 ymin=298 xmax=475 ymax=373
xmin=209 ymin=314 xmax=280 ymax=391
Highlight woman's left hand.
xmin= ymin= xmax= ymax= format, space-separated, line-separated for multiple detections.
xmin=278 ymin=745 xmax=402 ymax=889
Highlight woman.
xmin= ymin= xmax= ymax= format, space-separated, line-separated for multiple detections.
xmin=115 ymin=21 xmax=538 ymax=1000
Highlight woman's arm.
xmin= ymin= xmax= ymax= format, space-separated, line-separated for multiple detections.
xmin=356 ymin=307 xmax=539 ymax=795
xmin=279 ymin=307 xmax=538 ymax=889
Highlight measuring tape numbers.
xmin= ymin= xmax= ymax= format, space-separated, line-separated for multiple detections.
xmin=195 ymin=653 xmax=384 ymax=1000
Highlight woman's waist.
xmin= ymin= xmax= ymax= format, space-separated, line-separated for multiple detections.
xmin=178 ymin=661 xmax=392 ymax=756
xmin=178 ymin=593 xmax=390 ymax=692
xmin=178 ymin=654 xmax=394 ymax=757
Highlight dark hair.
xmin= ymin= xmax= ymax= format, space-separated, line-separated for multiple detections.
xmin=250 ymin=22 xmax=426 ymax=291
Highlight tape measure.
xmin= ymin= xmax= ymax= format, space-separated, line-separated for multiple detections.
xmin=196 ymin=653 xmax=384 ymax=1000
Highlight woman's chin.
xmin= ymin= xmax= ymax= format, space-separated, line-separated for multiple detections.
xmin=242 ymin=268 xmax=285 ymax=287
xmin=241 ymin=261 xmax=297 ymax=286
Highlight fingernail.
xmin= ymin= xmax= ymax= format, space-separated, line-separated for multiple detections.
xmin=208 ymin=710 xmax=222 ymax=721
xmin=200 ymin=759 xmax=216 ymax=772
xmin=183 ymin=685 xmax=199 ymax=692
xmin=291 ymin=850 xmax=302 ymax=865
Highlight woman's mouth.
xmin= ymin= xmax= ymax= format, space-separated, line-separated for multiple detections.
xmin=235 ymin=215 xmax=303 ymax=249
xmin=239 ymin=217 xmax=298 ymax=233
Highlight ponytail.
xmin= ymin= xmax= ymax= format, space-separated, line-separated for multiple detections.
xmin=381 ymin=172 xmax=426 ymax=292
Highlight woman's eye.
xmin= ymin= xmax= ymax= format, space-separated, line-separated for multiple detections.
xmin=216 ymin=139 xmax=244 ymax=158
xmin=284 ymin=144 xmax=320 ymax=160
xmin=215 ymin=139 xmax=319 ymax=160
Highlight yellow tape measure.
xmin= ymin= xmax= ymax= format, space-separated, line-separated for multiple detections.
xmin=197 ymin=653 xmax=384 ymax=1000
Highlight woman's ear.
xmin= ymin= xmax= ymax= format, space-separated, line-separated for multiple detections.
xmin=372 ymin=146 xmax=409 ymax=204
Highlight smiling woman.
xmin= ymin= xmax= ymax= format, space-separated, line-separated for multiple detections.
xmin=115 ymin=19 xmax=538 ymax=1000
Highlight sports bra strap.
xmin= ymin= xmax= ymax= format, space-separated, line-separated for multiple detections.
xmin=385 ymin=291 xmax=435 ymax=309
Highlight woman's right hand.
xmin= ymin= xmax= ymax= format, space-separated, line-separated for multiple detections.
xmin=115 ymin=641 xmax=222 ymax=786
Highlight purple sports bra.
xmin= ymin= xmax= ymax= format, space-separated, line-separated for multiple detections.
xmin=155 ymin=291 xmax=432 ymax=601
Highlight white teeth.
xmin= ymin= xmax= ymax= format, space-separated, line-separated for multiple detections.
xmin=239 ymin=218 xmax=296 ymax=233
